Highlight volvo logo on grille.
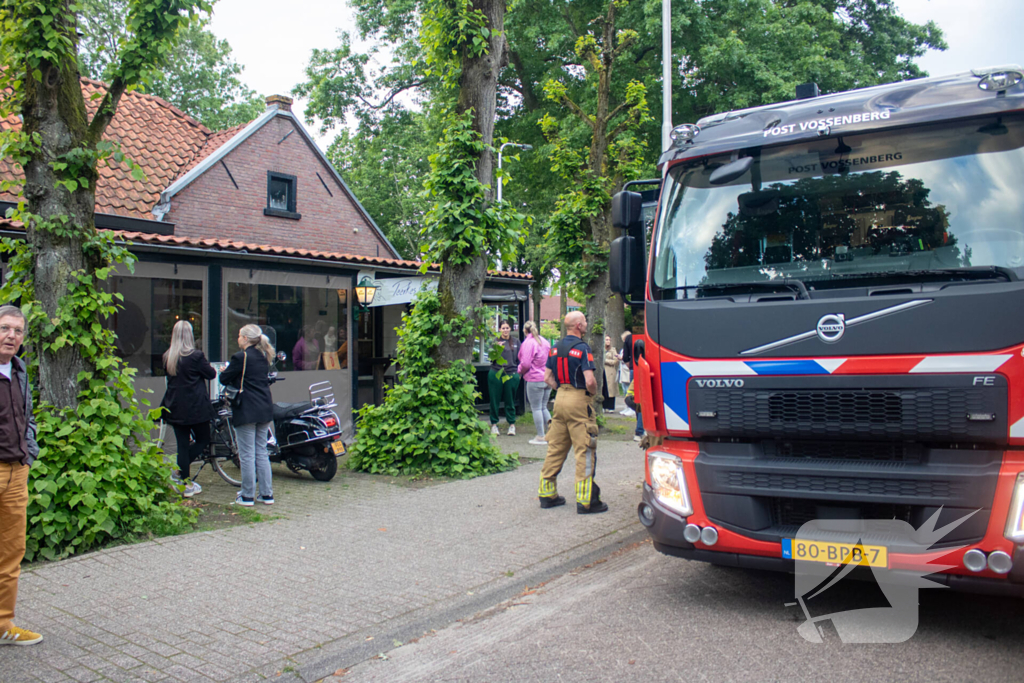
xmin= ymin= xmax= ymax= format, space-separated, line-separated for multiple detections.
xmin=695 ymin=379 xmax=745 ymax=388
xmin=816 ymin=313 xmax=846 ymax=343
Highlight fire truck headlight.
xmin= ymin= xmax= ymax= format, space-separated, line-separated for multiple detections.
xmin=1005 ymin=473 xmax=1024 ymax=543
xmin=649 ymin=451 xmax=693 ymax=517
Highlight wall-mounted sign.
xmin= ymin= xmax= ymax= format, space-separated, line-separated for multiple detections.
xmin=369 ymin=276 xmax=439 ymax=307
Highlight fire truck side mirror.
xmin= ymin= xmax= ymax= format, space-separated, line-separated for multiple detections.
xmin=611 ymin=191 xmax=643 ymax=229
xmin=610 ymin=235 xmax=636 ymax=295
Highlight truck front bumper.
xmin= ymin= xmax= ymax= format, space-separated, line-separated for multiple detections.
xmin=639 ymin=481 xmax=1024 ymax=598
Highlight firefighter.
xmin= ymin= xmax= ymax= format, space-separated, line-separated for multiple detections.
xmin=537 ymin=311 xmax=608 ymax=514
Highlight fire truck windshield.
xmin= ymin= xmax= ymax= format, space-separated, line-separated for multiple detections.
xmin=652 ymin=114 xmax=1024 ymax=296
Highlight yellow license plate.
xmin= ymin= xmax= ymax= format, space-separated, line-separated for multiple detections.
xmin=330 ymin=440 xmax=346 ymax=456
xmin=782 ymin=538 xmax=887 ymax=568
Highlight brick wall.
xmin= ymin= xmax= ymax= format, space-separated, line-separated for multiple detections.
xmin=165 ymin=114 xmax=396 ymax=258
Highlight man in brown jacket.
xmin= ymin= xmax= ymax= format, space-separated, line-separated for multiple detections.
xmin=0 ymin=305 xmax=41 ymax=645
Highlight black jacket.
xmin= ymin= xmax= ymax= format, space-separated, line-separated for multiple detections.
xmin=622 ymin=333 xmax=633 ymax=370
xmin=160 ymin=351 xmax=217 ymax=425
xmin=219 ymin=346 xmax=274 ymax=426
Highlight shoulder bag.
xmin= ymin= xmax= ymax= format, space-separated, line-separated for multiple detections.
xmin=224 ymin=350 xmax=247 ymax=408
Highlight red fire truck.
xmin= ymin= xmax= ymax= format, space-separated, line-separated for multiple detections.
xmin=610 ymin=67 xmax=1024 ymax=595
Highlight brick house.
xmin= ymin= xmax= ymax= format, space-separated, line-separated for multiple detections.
xmin=1 ymin=80 xmax=530 ymax=434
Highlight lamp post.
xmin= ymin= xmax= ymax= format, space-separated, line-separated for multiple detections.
xmin=662 ymin=0 xmax=672 ymax=154
xmin=354 ymin=276 xmax=380 ymax=320
xmin=496 ymin=142 xmax=533 ymax=203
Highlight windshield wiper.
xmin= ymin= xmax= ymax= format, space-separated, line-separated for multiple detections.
xmin=695 ymin=279 xmax=810 ymax=300
xmin=828 ymin=266 xmax=1017 ymax=283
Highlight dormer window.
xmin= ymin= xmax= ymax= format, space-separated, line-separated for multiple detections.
xmin=265 ymin=172 xmax=300 ymax=219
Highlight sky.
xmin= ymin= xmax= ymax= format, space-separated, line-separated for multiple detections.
xmin=206 ymin=0 xmax=1021 ymax=149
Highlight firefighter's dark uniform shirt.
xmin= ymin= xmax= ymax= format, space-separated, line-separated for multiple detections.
xmin=547 ymin=335 xmax=596 ymax=390
xmin=0 ymin=367 xmax=27 ymax=464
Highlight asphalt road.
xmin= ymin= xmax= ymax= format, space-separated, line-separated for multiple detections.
xmin=332 ymin=537 xmax=1024 ymax=683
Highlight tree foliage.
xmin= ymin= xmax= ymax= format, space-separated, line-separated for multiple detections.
xmin=0 ymin=0 xmax=203 ymax=560
xmin=76 ymin=0 xmax=263 ymax=130
xmin=324 ymin=109 xmax=435 ymax=259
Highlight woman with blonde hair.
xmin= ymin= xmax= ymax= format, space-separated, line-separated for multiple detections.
xmin=517 ymin=320 xmax=551 ymax=445
xmin=219 ymin=324 xmax=276 ymax=506
xmin=160 ymin=320 xmax=216 ymax=498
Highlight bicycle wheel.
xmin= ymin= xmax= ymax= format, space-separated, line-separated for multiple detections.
xmin=210 ymin=455 xmax=242 ymax=487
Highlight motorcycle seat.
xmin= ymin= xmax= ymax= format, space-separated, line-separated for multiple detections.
xmin=273 ymin=402 xmax=312 ymax=420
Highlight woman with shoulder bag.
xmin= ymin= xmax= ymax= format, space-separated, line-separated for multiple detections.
xmin=160 ymin=321 xmax=216 ymax=498
xmin=219 ymin=324 xmax=276 ymax=507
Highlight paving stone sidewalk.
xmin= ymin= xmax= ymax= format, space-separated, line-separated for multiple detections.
xmin=0 ymin=415 xmax=646 ymax=683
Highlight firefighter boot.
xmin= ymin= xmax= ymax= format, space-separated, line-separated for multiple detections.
xmin=576 ymin=483 xmax=608 ymax=514
xmin=540 ymin=495 xmax=566 ymax=509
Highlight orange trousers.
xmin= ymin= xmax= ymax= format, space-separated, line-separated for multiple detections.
xmin=0 ymin=461 xmax=28 ymax=633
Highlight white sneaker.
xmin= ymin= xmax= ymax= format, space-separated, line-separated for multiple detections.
xmin=528 ymin=437 xmax=547 ymax=446
xmin=507 ymin=424 xmax=516 ymax=436
xmin=490 ymin=424 xmax=500 ymax=436
xmin=633 ymin=434 xmax=642 ymax=442
xmin=183 ymin=482 xmax=202 ymax=498
xmin=621 ymin=408 xmax=636 ymax=417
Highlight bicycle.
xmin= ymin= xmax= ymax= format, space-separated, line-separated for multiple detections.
xmin=157 ymin=402 xmax=243 ymax=487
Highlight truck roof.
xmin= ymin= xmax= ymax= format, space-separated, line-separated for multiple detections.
xmin=659 ymin=66 xmax=1024 ymax=166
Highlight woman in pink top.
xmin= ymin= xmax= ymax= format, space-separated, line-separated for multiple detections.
xmin=518 ymin=321 xmax=552 ymax=445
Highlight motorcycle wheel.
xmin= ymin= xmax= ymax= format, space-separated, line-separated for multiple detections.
xmin=308 ymin=447 xmax=338 ymax=482
xmin=211 ymin=454 xmax=243 ymax=487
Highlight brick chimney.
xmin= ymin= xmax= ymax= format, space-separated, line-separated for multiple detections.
xmin=265 ymin=94 xmax=293 ymax=112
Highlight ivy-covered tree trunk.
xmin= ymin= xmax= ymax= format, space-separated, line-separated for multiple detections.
xmin=21 ymin=26 xmax=101 ymax=410
xmin=436 ymin=0 xmax=508 ymax=366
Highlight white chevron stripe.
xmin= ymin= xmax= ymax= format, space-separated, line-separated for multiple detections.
xmin=663 ymin=403 xmax=689 ymax=431
xmin=909 ymin=354 xmax=1013 ymax=373
xmin=678 ymin=361 xmax=757 ymax=376
xmin=1011 ymin=417 xmax=1024 ymax=439
xmin=816 ymin=358 xmax=848 ymax=374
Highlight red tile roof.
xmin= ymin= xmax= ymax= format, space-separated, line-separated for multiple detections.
xmin=115 ymin=230 xmax=531 ymax=280
xmin=1 ymin=78 xmax=220 ymax=219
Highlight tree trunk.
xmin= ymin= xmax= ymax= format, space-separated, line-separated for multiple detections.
xmin=559 ymin=282 xmax=567 ymax=335
xmin=531 ymin=281 xmax=542 ymax=323
xmin=21 ymin=45 xmax=96 ymax=410
xmin=435 ymin=0 xmax=509 ymax=366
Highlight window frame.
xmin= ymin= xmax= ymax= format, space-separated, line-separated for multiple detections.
xmin=264 ymin=171 xmax=301 ymax=220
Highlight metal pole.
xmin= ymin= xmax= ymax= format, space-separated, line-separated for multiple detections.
xmin=662 ymin=0 xmax=672 ymax=153
xmin=497 ymin=142 xmax=509 ymax=203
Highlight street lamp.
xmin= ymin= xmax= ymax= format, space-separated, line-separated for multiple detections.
xmin=496 ymin=142 xmax=533 ymax=203
xmin=354 ymin=276 xmax=380 ymax=310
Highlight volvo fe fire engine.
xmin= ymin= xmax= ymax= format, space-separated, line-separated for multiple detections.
xmin=609 ymin=67 xmax=1024 ymax=595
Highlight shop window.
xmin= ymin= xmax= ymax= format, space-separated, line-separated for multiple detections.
xmin=265 ymin=172 xmax=300 ymax=219
xmin=227 ymin=282 xmax=347 ymax=371
xmin=106 ymin=276 xmax=203 ymax=377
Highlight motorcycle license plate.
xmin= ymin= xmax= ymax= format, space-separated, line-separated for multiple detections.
xmin=782 ymin=538 xmax=887 ymax=568
xmin=330 ymin=440 xmax=346 ymax=456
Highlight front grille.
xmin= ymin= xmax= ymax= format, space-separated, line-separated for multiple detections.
xmin=722 ymin=471 xmax=961 ymax=498
xmin=688 ymin=375 xmax=1007 ymax=443
xmin=768 ymin=391 xmax=902 ymax=424
xmin=765 ymin=440 xmax=922 ymax=463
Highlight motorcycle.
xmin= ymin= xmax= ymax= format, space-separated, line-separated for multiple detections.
xmin=206 ymin=335 xmax=345 ymax=483
xmin=264 ymin=375 xmax=345 ymax=481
